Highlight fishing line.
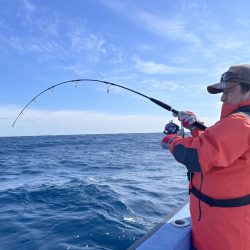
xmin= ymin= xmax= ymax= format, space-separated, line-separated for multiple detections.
xmin=12 ymin=78 xmax=207 ymax=130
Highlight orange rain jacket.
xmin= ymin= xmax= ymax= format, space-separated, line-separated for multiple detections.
xmin=169 ymin=99 xmax=250 ymax=250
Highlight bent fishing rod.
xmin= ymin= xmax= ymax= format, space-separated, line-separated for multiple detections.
xmin=12 ymin=79 xmax=207 ymax=130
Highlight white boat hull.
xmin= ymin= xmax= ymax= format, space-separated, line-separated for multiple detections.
xmin=128 ymin=200 xmax=192 ymax=250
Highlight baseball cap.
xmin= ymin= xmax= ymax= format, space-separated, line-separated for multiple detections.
xmin=207 ymin=64 xmax=250 ymax=94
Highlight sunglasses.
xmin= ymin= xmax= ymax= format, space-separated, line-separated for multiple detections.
xmin=220 ymin=71 xmax=241 ymax=82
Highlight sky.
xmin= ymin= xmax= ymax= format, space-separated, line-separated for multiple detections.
xmin=1 ymin=0 xmax=250 ymax=136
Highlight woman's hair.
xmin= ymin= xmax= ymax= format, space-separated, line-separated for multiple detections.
xmin=240 ymin=82 xmax=250 ymax=93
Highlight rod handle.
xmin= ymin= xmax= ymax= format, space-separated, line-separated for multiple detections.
xmin=193 ymin=121 xmax=207 ymax=130
xmin=149 ymin=98 xmax=172 ymax=111
xmin=149 ymin=97 xmax=207 ymax=130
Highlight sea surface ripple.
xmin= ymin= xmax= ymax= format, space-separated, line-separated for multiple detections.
xmin=0 ymin=133 xmax=188 ymax=250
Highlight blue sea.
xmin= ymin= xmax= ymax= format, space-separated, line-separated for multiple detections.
xmin=0 ymin=133 xmax=188 ymax=250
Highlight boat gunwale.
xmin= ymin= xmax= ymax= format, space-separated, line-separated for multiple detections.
xmin=127 ymin=199 xmax=190 ymax=250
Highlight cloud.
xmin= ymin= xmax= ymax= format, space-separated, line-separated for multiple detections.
xmin=99 ymin=0 xmax=250 ymax=70
xmin=1 ymin=11 xmax=116 ymax=73
xmin=141 ymin=78 xmax=180 ymax=91
xmin=100 ymin=0 xmax=201 ymax=45
xmin=136 ymin=43 xmax=154 ymax=51
xmin=133 ymin=56 xmax=205 ymax=75
xmin=137 ymin=11 xmax=201 ymax=45
xmin=22 ymin=0 xmax=36 ymax=12
xmin=236 ymin=16 xmax=250 ymax=29
xmin=8 ymin=36 xmax=64 ymax=55
xmin=216 ymin=39 xmax=244 ymax=50
xmin=1 ymin=105 xmax=169 ymax=136
xmin=1 ymin=102 xmax=219 ymax=137
xmin=68 ymin=27 xmax=107 ymax=64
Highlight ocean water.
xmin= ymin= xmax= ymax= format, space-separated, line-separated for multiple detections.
xmin=0 ymin=133 xmax=188 ymax=250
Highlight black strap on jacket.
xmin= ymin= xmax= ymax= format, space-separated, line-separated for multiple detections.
xmin=190 ymin=186 xmax=250 ymax=207
xmin=230 ymin=105 xmax=250 ymax=117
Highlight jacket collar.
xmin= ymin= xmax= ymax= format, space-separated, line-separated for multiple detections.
xmin=220 ymin=99 xmax=250 ymax=119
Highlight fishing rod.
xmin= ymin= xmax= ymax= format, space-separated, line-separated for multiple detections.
xmin=12 ymin=78 xmax=207 ymax=130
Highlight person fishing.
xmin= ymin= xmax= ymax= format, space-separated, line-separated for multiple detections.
xmin=161 ymin=64 xmax=250 ymax=250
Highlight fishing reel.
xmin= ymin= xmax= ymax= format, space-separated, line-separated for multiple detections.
xmin=163 ymin=120 xmax=184 ymax=137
